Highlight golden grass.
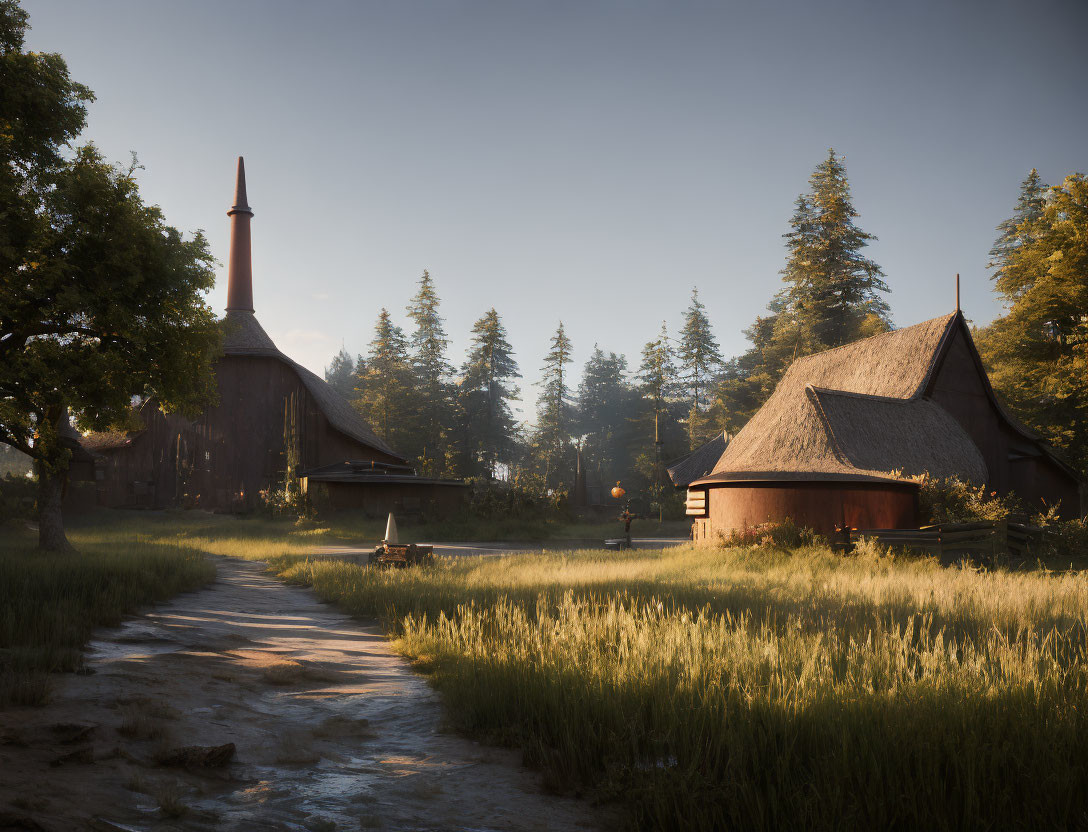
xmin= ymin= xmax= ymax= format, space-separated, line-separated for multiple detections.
xmin=265 ymin=540 xmax=1088 ymax=831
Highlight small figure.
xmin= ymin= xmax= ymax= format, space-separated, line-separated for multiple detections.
xmin=619 ymin=501 xmax=641 ymax=550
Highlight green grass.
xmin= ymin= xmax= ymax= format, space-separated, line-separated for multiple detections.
xmin=0 ymin=519 xmax=215 ymax=705
xmin=260 ymin=539 xmax=1088 ymax=831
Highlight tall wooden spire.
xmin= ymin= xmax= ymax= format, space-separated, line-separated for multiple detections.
xmin=226 ymin=156 xmax=254 ymax=312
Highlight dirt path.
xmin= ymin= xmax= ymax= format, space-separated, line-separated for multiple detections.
xmin=0 ymin=558 xmax=604 ymax=831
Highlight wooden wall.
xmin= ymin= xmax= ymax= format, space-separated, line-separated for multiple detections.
xmin=694 ymin=481 xmax=919 ymax=538
xmin=89 ymin=355 xmax=402 ymax=511
xmin=928 ymin=327 xmax=1081 ymax=517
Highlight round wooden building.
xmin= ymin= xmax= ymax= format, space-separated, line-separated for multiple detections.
xmin=686 ymin=313 xmax=1083 ymax=540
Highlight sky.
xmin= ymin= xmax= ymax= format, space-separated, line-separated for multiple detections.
xmin=22 ymin=0 xmax=1088 ymax=420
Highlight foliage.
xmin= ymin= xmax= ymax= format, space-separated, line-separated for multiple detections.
xmin=633 ymin=322 xmax=683 ymax=516
xmin=711 ymin=149 xmax=890 ymax=434
xmin=323 ymin=346 xmax=358 ymax=399
xmin=0 ymin=521 xmax=215 ymax=705
xmin=257 ymin=486 xmax=314 ymax=521
xmin=0 ymin=472 xmax=35 ymax=519
xmin=1031 ymin=506 xmax=1088 ymax=561
xmin=987 ymin=168 xmax=1046 ymax=276
xmin=405 ymin=270 xmax=454 ymax=475
xmin=975 ymin=172 xmax=1088 ymax=471
xmin=677 ymin=288 xmax=722 ymax=448
xmin=0 ymin=2 xmax=220 ymax=549
xmin=576 ymin=346 xmax=635 ymax=493
xmin=533 ymin=322 xmax=575 ymax=490
xmin=352 ymin=308 xmax=416 ymax=453
xmin=268 ymin=541 xmax=1088 ymax=831
xmin=916 ymin=474 xmax=1021 ymax=524
xmin=717 ymin=517 xmax=823 ymax=549
xmin=455 ymin=309 xmax=521 ymax=480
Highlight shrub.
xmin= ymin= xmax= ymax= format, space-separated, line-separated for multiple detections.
xmin=718 ymin=518 xmax=822 ymax=550
xmin=916 ymin=474 xmax=1021 ymax=524
xmin=257 ymin=487 xmax=313 ymax=520
xmin=1032 ymin=505 xmax=1088 ymax=560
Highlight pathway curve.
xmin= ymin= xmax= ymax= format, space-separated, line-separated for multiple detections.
xmin=0 ymin=557 xmax=604 ymax=831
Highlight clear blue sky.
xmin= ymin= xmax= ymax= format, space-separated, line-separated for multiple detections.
xmin=23 ymin=0 xmax=1088 ymax=419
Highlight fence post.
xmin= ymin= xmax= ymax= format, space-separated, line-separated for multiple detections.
xmin=993 ymin=519 xmax=1008 ymax=563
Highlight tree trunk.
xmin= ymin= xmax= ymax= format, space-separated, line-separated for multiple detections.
xmin=37 ymin=461 xmax=73 ymax=552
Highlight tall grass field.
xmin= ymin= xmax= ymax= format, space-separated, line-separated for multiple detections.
xmin=0 ymin=520 xmax=215 ymax=705
xmin=266 ymin=541 xmax=1088 ymax=831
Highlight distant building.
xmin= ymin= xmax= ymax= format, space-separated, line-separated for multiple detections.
xmin=666 ymin=431 xmax=729 ymax=489
xmin=78 ymin=158 xmax=464 ymax=516
xmin=686 ymin=312 xmax=1083 ymax=539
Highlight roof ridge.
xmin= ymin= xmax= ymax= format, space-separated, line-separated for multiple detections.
xmin=790 ymin=310 xmax=958 ymax=370
xmin=807 ymin=385 xmax=914 ymax=405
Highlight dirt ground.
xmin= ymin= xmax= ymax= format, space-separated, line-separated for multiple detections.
xmin=0 ymin=557 xmax=605 ymax=831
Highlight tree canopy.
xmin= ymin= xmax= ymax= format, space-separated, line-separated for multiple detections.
xmin=0 ymin=2 xmax=220 ymax=549
xmin=977 ymin=172 xmax=1088 ymax=473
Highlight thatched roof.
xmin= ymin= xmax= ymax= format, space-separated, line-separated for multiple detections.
xmin=221 ymin=311 xmax=403 ymax=461
xmin=694 ymin=313 xmax=985 ymax=487
xmin=667 ymin=432 xmax=729 ymax=487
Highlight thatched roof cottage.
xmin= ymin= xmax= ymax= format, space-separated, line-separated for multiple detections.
xmin=687 ymin=311 xmax=1082 ymax=539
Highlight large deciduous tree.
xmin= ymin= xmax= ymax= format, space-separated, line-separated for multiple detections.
xmin=976 ymin=173 xmax=1088 ymax=473
xmin=0 ymin=1 xmax=219 ymax=550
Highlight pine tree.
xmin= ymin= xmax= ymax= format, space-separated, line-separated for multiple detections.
xmin=788 ymin=149 xmax=890 ymax=348
xmin=976 ymin=173 xmax=1088 ymax=472
xmin=711 ymin=149 xmax=890 ymax=435
xmin=677 ymin=287 xmax=723 ymax=448
xmin=458 ymin=308 xmax=521 ymax=480
xmin=534 ymin=322 xmax=574 ymax=490
xmin=635 ymin=322 xmax=680 ymax=517
xmin=988 ymin=168 xmax=1047 ymax=288
xmin=353 ymin=309 xmax=414 ymax=453
xmin=406 ymin=269 xmax=453 ymax=475
xmin=324 ymin=346 xmax=357 ymax=399
xmin=577 ymin=346 xmax=633 ymax=487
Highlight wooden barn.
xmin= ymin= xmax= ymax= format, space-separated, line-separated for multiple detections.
xmin=77 ymin=158 xmax=465 ymax=517
xmin=686 ymin=311 xmax=1083 ymax=539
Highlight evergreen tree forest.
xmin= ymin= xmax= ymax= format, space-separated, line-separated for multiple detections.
xmin=325 ymin=152 xmax=1088 ymax=511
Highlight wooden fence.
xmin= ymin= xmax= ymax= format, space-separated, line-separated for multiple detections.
xmin=836 ymin=519 xmax=1047 ymax=562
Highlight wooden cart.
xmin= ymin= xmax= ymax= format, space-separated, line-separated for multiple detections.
xmin=368 ymin=542 xmax=435 ymax=568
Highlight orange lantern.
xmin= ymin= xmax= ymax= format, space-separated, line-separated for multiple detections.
xmin=611 ymin=481 xmax=626 ymax=499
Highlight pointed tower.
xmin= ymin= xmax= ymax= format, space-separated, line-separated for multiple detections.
xmin=225 ymin=156 xmax=254 ymax=313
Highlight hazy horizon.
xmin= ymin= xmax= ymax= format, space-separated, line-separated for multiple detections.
xmin=22 ymin=0 xmax=1088 ymax=420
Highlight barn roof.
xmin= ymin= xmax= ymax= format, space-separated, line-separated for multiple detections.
xmin=667 ymin=432 xmax=729 ymax=487
xmin=693 ymin=312 xmax=986 ymax=487
xmin=221 ymin=310 xmax=404 ymax=462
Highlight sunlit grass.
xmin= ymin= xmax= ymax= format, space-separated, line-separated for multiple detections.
xmin=0 ymin=519 xmax=215 ymax=705
xmin=10 ymin=509 xmax=1088 ymax=828
xmin=266 ymin=541 xmax=1088 ymax=831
